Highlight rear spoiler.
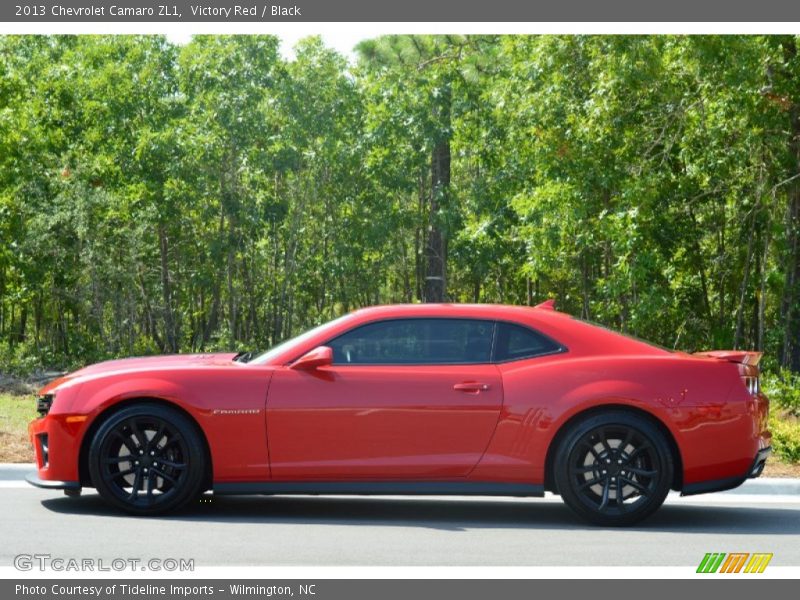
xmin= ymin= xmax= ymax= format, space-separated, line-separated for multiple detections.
xmin=534 ymin=299 xmax=557 ymax=311
xmin=693 ymin=350 xmax=763 ymax=366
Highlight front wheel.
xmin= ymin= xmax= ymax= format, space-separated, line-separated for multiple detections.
xmin=88 ymin=404 xmax=206 ymax=515
xmin=553 ymin=411 xmax=674 ymax=526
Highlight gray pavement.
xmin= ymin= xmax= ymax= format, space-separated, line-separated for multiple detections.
xmin=1 ymin=465 xmax=799 ymax=567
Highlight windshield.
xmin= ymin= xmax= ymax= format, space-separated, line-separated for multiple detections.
xmin=248 ymin=314 xmax=353 ymax=365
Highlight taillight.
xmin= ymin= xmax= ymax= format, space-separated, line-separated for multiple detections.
xmin=742 ymin=375 xmax=760 ymax=396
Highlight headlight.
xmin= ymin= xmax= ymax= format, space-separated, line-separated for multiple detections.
xmin=36 ymin=394 xmax=54 ymax=417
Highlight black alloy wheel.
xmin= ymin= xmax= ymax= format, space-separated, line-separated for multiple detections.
xmin=89 ymin=404 xmax=206 ymax=515
xmin=554 ymin=411 xmax=673 ymax=526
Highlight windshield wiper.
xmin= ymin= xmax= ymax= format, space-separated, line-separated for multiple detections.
xmin=233 ymin=351 xmax=254 ymax=363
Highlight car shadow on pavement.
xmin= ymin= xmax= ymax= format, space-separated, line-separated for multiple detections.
xmin=39 ymin=493 xmax=800 ymax=534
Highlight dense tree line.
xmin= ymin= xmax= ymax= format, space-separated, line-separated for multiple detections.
xmin=0 ymin=34 xmax=799 ymax=372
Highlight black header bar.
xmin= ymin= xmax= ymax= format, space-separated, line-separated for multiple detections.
xmin=3 ymin=0 xmax=800 ymax=22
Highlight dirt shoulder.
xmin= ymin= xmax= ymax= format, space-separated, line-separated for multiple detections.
xmin=763 ymin=459 xmax=800 ymax=478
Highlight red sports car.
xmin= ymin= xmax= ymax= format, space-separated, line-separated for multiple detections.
xmin=27 ymin=302 xmax=771 ymax=525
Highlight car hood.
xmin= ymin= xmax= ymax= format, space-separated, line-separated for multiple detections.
xmin=39 ymin=353 xmax=240 ymax=395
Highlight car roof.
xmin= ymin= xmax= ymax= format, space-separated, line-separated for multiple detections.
xmin=253 ymin=302 xmax=670 ymax=366
xmin=347 ymin=303 xmax=668 ymax=358
xmin=349 ymin=303 xmax=547 ymax=319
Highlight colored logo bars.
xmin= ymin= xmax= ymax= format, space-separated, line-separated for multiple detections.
xmin=697 ymin=553 xmax=773 ymax=573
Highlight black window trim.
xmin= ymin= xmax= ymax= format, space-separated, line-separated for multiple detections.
xmin=317 ymin=316 xmax=568 ymax=367
xmin=492 ymin=320 xmax=568 ymax=364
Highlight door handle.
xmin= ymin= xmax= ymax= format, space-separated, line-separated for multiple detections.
xmin=453 ymin=382 xmax=490 ymax=393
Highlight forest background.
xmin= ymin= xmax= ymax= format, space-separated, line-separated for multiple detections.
xmin=0 ymin=34 xmax=798 ymax=464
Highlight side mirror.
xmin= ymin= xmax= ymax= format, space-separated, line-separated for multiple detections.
xmin=291 ymin=346 xmax=333 ymax=370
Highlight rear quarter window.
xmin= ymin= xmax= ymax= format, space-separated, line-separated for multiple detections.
xmin=494 ymin=322 xmax=563 ymax=362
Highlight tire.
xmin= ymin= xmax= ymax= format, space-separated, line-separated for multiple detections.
xmin=88 ymin=403 xmax=206 ymax=515
xmin=553 ymin=411 xmax=674 ymax=526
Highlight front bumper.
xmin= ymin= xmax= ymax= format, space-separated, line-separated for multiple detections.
xmin=25 ymin=471 xmax=81 ymax=491
xmin=28 ymin=412 xmax=89 ymax=486
xmin=682 ymin=445 xmax=772 ymax=496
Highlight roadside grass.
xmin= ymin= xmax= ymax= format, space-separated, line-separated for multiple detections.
xmin=762 ymin=370 xmax=800 ymax=475
xmin=770 ymin=410 xmax=800 ymax=464
xmin=0 ymin=392 xmax=35 ymax=462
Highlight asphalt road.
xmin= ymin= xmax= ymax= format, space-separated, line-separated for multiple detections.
xmin=2 ymin=475 xmax=800 ymax=567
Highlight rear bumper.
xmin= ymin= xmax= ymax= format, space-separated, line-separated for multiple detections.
xmin=748 ymin=445 xmax=771 ymax=478
xmin=25 ymin=471 xmax=81 ymax=491
xmin=682 ymin=446 xmax=772 ymax=496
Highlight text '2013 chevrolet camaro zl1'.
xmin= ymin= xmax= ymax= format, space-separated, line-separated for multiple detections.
xmin=27 ymin=302 xmax=771 ymax=525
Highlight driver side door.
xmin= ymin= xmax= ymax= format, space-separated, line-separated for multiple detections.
xmin=266 ymin=318 xmax=503 ymax=480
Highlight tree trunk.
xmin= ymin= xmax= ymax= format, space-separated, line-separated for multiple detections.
xmin=756 ymin=226 xmax=770 ymax=351
xmin=158 ymin=224 xmax=178 ymax=353
xmin=687 ymin=205 xmax=712 ymax=321
xmin=779 ymin=38 xmax=800 ymax=371
xmin=782 ymin=180 xmax=800 ymax=369
xmin=226 ymin=239 xmax=237 ymax=342
xmin=17 ymin=305 xmax=27 ymax=344
xmin=423 ymin=82 xmax=451 ymax=303
xmin=734 ymin=208 xmax=758 ymax=349
xmin=415 ymin=176 xmax=425 ymax=302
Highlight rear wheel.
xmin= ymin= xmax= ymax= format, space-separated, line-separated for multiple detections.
xmin=88 ymin=404 xmax=206 ymax=515
xmin=553 ymin=411 xmax=673 ymax=526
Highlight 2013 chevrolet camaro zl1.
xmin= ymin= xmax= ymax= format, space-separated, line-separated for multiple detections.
xmin=27 ymin=302 xmax=771 ymax=525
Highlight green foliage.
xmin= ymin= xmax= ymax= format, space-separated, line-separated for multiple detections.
xmin=769 ymin=411 xmax=800 ymax=463
xmin=0 ymin=392 xmax=36 ymax=431
xmin=762 ymin=370 xmax=800 ymax=416
xmin=763 ymin=369 xmax=800 ymax=463
xmin=0 ymin=34 xmax=800 ymax=374
xmin=0 ymin=341 xmax=47 ymax=376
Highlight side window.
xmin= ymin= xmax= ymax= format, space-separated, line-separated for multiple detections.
xmin=494 ymin=322 xmax=561 ymax=362
xmin=329 ymin=318 xmax=494 ymax=365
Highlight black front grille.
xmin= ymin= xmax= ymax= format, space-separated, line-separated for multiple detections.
xmin=36 ymin=394 xmax=53 ymax=416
